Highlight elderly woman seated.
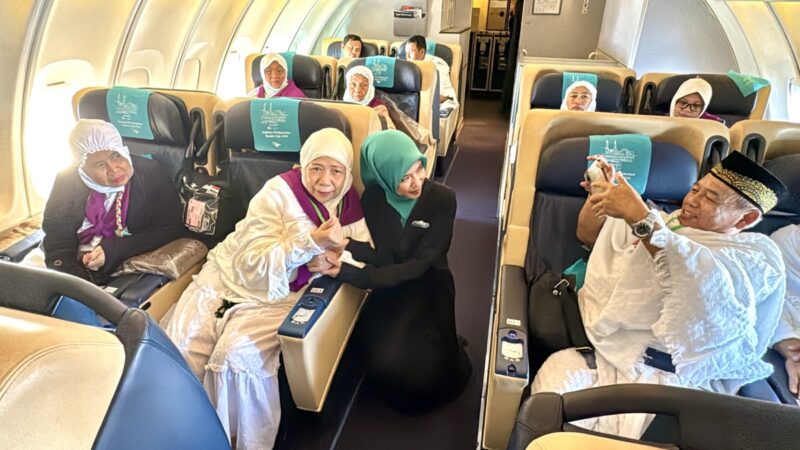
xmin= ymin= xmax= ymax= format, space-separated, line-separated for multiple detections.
xmin=561 ymin=80 xmax=597 ymax=112
xmin=247 ymin=53 xmax=306 ymax=99
xmin=670 ymin=77 xmax=724 ymax=123
xmin=163 ymin=128 xmax=370 ymax=450
xmin=40 ymin=119 xmax=185 ymax=285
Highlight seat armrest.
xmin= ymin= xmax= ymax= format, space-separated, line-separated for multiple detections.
xmin=496 ymin=264 xmax=529 ymax=379
xmin=507 ymin=393 xmax=564 ymax=450
xmin=0 ymin=229 xmax=45 ymax=262
xmin=278 ymin=276 xmax=342 ymax=338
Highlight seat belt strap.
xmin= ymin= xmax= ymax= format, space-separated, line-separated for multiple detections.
xmin=555 ymin=276 xmax=597 ymax=370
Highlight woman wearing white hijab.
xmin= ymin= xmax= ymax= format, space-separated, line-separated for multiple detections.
xmin=669 ymin=77 xmax=724 ymax=123
xmin=343 ymin=65 xmax=396 ymax=129
xmin=247 ymin=53 xmax=306 ymax=99
xmin=561 ymin=80 xmax=597 ymax=112
xmin=40 ymin=119 xmax=184 ymax=284
xmin=164 ymin=128 xmax=370 ymax=450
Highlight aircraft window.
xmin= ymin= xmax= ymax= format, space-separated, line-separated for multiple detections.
xmin=289 ymin=0 xmax=341 ymax=54
xmin=264 ymin=0 xmax=317 ymax=52
xmin=23 ymin=60 xmax=95 ymax=200
xmin=728 ymin=2 xmax=800 ymax=120
xmin=312 ymin=0 xmax=360 ymax=54
xmin=788 ymin=79 xmax=800 ymax=123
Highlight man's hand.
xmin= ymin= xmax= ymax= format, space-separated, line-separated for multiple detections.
xmin=307 ymin=253 xmax=333 ymax=273
xmin=82 ymin=246 xmax=105 ymax=271
xmin=580 ymin=155 xmax=615 ymax=193
xmin=775 ymin=338 xmax=800 ymax=398
xmin=588 ymin=172 xmax=649 ymax=224
xmin=311 ymin=217 xmax=343 ymax=249
xmin=321 ymin=253 xmax=342 ymax=277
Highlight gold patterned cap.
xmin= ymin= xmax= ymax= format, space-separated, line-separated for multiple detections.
xmin=709 ymin=151 xmax=788 ymax=213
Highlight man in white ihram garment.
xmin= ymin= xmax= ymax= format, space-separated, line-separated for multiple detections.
xmin=404 ymin=35 xmax=459 ymax=112
xmin=164 ymin=128 xmax=370 ymax=449
xmin=532 ymin=151 xmax=789 ymax=438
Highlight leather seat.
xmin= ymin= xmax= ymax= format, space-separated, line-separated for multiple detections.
xmin=247 ymin=52 xmax=325 ymax=99
xmin=322 ymin=37 xmax=386 ymax=58
xmin=0 ymin=261 xmax=230 ymax=450
xmin=530 ymin=72 xmax=624 ymax=112
xmin=635 ymin=73 xmax=771 ymax=125
xmin=526 ymin=432 xmax=663 ymax=450
xmin=730 ymin=119 xmax=800 ymax=164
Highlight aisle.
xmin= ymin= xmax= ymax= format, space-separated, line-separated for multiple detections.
xmin=334 ymin=97 xmax=508 ymax=450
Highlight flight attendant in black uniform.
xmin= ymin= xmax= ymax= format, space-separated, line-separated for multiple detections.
xmin=317 ymin=130 xmax=471 ymax=411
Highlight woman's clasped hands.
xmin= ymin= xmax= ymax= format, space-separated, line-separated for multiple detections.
xmin=308 ymin=217 xmax=346 ymax=277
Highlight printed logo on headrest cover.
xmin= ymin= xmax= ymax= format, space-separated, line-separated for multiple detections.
xmin=106 ymin=87 xmax=154 ymax=140
xmin=250 ymin=98 xmax=302 ymax=152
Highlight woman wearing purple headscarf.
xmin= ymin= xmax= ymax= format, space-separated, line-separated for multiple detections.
xmin=41 ymin=119 xmax=185 ymax=284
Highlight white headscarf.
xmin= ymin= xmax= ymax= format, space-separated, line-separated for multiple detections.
xmin=259 ymin=53 xmax=289 ymax=98
xmin=299 ymin=128 xmax=354 ymax=213
xmin=670 ymin=77 xmax=713 ymax=117
xmin=560 ymin=81 xmax=597 ymax=112
xmin=69 ymin=119 xmax=133 ymax=194
xmin=343 ymin=66 xmax=376 ymax=106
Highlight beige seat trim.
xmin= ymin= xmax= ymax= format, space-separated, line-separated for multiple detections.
xmin=633 ymin=72 xmax=771 ymax=120
xmin=510 ymin=64 xmax=637 ymax=147
xmin=0 ymin=307 xmax=124 ymax=450
xmin=729 ymin=119 xmax=800 ymax=160
xmin=527 ymin=432 xmax=664 ymax=450
xmin=140 ymin=260 xmax=204 ymax=322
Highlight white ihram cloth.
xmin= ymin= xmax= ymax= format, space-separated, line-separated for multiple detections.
xmin=424 ymin=54 xmax=459 ymax=110
xmin=532 ymin=210 xmax=786 ymax=438
xmin=164 ymin=129 xmax=370 ymax=450
xmin=770 ymin=224 xmax=800 ymax=343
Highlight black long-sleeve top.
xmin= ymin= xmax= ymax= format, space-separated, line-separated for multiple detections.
xmin=339 ymin=179 xmax=456 ymax=290
xmin=42 ymin=155 xmax=186 ymax=284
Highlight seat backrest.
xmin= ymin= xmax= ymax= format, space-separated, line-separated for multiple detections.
xmin=393 ymin=40 xmax=463 ymax=94
xmin=530 ymin=73 xmax=623 ymax=112
xmin=246 ymin=53 xmax=325 ymax=99
xmin=0 ymin=306 xmax=125 ymax=450
xmin=510 ymin=64 xmax=637 ymax=147
xmin=344 ymin=56 xmax=439 ymax=141
xmin=74 ymin=86 xmax=193 ymax=188
xmin=503 ymin=109 xmax=729 ymax=270
xmin=636 ymin=73 xmax=770 ymax=125
xmin=729 ymin=119 xmax=800 ymax=164
xmin=321 ymin=37 xmax=386 ymax=58
xmin=525 ymin=432 xmax=664 ymax=450
xmin=213 ymin=98 xmax=352 ymax=230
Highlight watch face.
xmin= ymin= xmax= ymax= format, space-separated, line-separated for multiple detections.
xmin=634 ymin=222 xmax=653 ymax=238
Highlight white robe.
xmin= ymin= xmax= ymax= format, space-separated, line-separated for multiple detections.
xmin=164 ymin=175 xmax=370 ymax=450
xmin=424 ymin=54 xmax=458 ymax=110
xmin=770 ymin=224 xmax=800 ymax=343
xmin=532 ymin=210 xmax=786 ymax=438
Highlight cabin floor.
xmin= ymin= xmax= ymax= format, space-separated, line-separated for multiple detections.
xmin=333 ymin=96 xmax=507 ymax=450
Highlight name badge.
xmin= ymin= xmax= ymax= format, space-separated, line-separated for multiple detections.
xmin=411 ymin=220 xmax=430 ymax=229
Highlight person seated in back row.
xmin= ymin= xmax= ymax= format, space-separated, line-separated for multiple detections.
xmin=341 ymin=34 xmax=363 ymax=58
xmin=403 ymin=35 xmax=459 ymax=111
xmin=247 ymin=53 xmax=306 ymax=99
xmin=532 ymin=151 xmax=788 ymax=438
xmin=561 ymin=80 xmax=597 ymax=112
xmin=40 ymin=119 xmax=186 ymax=285
xmin=669 ymin=77 xmax=724 ymax=123
xmin=770 ymin=223 xmax=800 ymax=402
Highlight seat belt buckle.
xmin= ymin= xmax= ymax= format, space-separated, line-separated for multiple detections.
xmin=575 ymin=346 xmax=594 ymax=354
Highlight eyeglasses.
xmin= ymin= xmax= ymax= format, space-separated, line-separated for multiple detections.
xmin=676 ymin=99 xmax=704 ymax=112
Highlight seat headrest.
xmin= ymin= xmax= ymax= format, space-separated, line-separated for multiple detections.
xmin=537 ymin=137 xmax=697 ymax=201
xmin=77 ymin=87 xmax=190 ymax=147
xmin=346 ymin=57 xmax=421 ymax=93
xmin=223 ymin=99 xmax=351 ymax=151
xmin=326 ymin=40 xmax=380 ymax=58
xmin=396 ymin=41 xmax=453 ymax=68
xmin=653 ymin=74 xmax=757 ymax=121
xmin=764 ymin=154 xmax=800 ymax=214
xmin=531 ymin=73 xmax=622 ymax=112
xmin=251 ymin=53 xmax=323 ymax=97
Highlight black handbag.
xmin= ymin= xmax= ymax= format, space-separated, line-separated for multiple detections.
xmin=528 ymin=271 xmax=596 ymax=369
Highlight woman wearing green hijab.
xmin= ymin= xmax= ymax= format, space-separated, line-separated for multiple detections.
xmin=312 ymin=130 xmax=471 ymax=412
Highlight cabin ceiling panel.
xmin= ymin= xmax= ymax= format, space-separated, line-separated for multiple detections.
xmin=174 ymin=0 xmax=250 ymax=91
xmin=265 ymin=0 xmax=317 ymax=53
xmin=727 ymin=1 xmax=800 ymax=120
xmin=23 ymin=0 xmax=138 ymax=214
xmin=289 ymin=0 xmax=343 ymax=54
xmin=216 ymin=0 xmax=289 ymax=98
xmin=119 ymin=0 xmax=205 ymax=88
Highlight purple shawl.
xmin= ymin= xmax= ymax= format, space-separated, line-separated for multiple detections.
xmin=77 ymin=186 xmax=131 ymax=245
xmin=257 ymin=80 xmax=307 ymax=99
xmin=279 ymin=168 xmax=363 ymax=291
xmin=368 ymin=97 xmax=386 ymax=108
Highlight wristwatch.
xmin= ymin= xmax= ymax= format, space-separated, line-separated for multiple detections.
xmin=630 ymin=210 xmax=659 ymax=239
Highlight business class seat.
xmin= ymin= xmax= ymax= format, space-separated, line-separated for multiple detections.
xmin=483 ymin=109 xmax=730 ymax=450
xmin=72 ymin=86 xmax=209 ymax=321
xmin=730 ymin=119 xmax=800 ymax=164
xmin=211 ymin=97 xmax=379 ymax=412
xmin=508 ymin=384 xmax=800 ymax=450
xmin=244 ymin=52 xmax=327 ymax=99
xmin=321 ymin=37 xmax=388 ymax=58
xmin=634 ymin=73 xmax=770 ymax=126
xmin=343 ymin=56 xmax=439 ymax=175
xmin=394 ymin=40 xmax=464 ymax=157
xmin=0 ymin=261 xmax=229 ymax=450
